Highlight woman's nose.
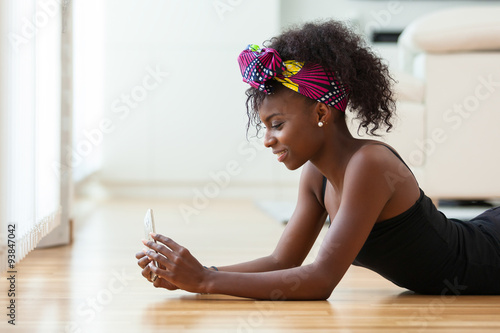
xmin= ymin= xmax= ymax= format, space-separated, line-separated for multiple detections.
xmin=264 ymin=129 xmax=277 ymax=148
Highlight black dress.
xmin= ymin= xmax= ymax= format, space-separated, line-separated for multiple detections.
xmin=322 ymin=145 xmax=500 ymax=295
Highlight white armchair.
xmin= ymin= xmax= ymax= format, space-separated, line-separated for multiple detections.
xmin=353 ymin=5 xmax=500 ymax=201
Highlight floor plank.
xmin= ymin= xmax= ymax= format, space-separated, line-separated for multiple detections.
xmin=1 ymin=196 xmax=499 ymax=332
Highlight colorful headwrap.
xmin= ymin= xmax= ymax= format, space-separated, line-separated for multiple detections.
xmin=237 ymin=44 xmax=350 ymax=112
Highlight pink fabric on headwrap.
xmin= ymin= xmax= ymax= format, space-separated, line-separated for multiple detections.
xmin=237 ymin=44 xmax=350 ymax=112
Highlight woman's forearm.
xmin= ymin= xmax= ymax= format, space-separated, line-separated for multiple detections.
xmin=204 ymin=262 xmax=334 ymax=300
xmin=215 ymin=254 xmax=292 ymax=273
xmin=141 ymin=234 xmax=336 ymax=299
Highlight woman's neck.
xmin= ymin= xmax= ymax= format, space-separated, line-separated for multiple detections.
xmin=309 ymin=118 xmax=364 ymax=193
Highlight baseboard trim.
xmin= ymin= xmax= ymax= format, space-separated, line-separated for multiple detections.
xmin=75 ymin=176 xmax=300 ymax=202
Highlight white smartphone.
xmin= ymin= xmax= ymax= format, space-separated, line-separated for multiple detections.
xmin=143 ymin=208 xmax=158 ymax=281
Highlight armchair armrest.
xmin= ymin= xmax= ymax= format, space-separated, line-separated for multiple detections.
xmin=398 ymin=5 xmax=500 ymax=73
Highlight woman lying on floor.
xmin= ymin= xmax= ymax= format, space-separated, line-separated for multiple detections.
xmin=136 ymin=20 xmax=500 ymax=299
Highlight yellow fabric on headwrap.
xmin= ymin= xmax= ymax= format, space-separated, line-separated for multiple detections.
xmin=274 ymin=60 xmax=304 ymax=93
xmin=238 ymin=44 xmax=350 ymax=111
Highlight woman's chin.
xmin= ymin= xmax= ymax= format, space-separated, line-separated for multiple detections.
xmin=283 ymin=159 xmax=306 ymax=171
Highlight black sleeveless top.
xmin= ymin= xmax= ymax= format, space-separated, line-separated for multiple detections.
xmin=322 ymin=145 xmax=500 ymax=295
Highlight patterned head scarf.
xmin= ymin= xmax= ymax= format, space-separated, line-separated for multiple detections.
xmin=237 ymin=44 xmax=349 ymax=112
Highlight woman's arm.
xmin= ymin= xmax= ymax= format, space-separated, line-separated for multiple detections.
xmin=203 ymin=147 xmax=396 ymax=299
xmin=136 ymin=162 xmax=327 ymax=288
xmin=214 ymin=162 xmax=328 ymax=273
xmin=143 ymin=147 xmax=397 ymax=299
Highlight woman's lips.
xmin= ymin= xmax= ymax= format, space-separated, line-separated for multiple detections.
xmin=274 ymin=150 xmax=288 ymax=162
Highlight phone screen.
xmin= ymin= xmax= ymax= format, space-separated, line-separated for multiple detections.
xmin=144 ymin=208 xmax=156 ymax=240
xmin=144 ymin=209 xmax=158 ymax=281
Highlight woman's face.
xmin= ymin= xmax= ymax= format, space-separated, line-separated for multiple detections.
xmin=259 ymin=90 xmax=323 ymax=170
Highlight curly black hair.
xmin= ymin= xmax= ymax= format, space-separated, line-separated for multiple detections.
xmin=244 ymin=20 xmax=396 ymax=136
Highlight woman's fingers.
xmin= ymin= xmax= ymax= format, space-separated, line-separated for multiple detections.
xmin=137 ymin=243 xmax=176 ymax=288
xmin=142 ymin=234 xmax=189 ymax=265
xmin=157 ymin=260 xmax=166 ymax=270
xmin=141 ymin=263 xmax=153 ymax=281
xmin=141 ymin=235 xmax=207 ymax=293
xmin=143 ymin=249 xmax=173 ymax=271
xmin=152 ymin=276 xmax=179 ymax=290
xmin=151 ymin=233 xmax=182 ymax=252
xmin=149 ymin=263 xmax=172 ymax=281
xmin=142 ymin=238 xmax=174 ymax=260
xmin=136 ymin=250 xmax=155 ymax=270
xmin=142 ymin=233 xmax=182 ymax=255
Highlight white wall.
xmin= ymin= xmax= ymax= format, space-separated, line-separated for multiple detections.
xmin=281 ymin=0 xmax=498 ymax=69
xmin=72 ymin=0 xmax=105 ymax=182
xmin=79 ymin=0 xmax=498 ymax=202
xmin=83 ymin=0 xmax=302 ymax=201
xmin=281 ymin=0 xmax=498 ymax=33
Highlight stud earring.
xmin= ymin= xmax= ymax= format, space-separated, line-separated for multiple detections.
xmin=318 ymin=121 xmax=324 ymax=127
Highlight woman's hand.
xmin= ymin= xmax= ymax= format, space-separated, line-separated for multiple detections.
xmin=135 ymin=250 xmax=179 ymax=290
xmin=141 ymin=233 xmax=211 ymax=294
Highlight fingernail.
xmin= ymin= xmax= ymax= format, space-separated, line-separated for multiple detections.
xmin=141 ymin=239 xmax=148 ymax=245
xmin=149 ymin=232 xmax=157 ymax=237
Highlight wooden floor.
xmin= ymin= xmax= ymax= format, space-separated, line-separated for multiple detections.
xmin=2 ymin=195 xmax=500 ymax=332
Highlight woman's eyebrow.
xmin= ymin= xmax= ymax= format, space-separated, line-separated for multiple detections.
xmin=264 ymin=112 xmax=282 ymax=122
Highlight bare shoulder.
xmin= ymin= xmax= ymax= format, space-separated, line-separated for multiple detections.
xmin=344 ymin=142 xmax=420 ymax=220
xmin=347 ymin=143 xmax=396 ymax=173
xmin=347 ymin=142 xmax=409 ymax=175
xmin=342 ymin=143 xmax=407 ymax=203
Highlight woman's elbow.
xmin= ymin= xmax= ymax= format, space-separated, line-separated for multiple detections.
xmin=313 ymin=284 xmax=335 ymax=300
xmin=311 ymin=269 xmax=340 ymax=300
xmin=302 ymin=277 xmax=337 ymax=300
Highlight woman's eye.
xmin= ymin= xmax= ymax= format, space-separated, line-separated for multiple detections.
xmin=272 ymin=122 xmax=283 ymax=129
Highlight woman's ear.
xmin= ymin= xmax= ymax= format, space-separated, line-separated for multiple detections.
xmin=315 ymin=102 xmax=332 ymax=125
